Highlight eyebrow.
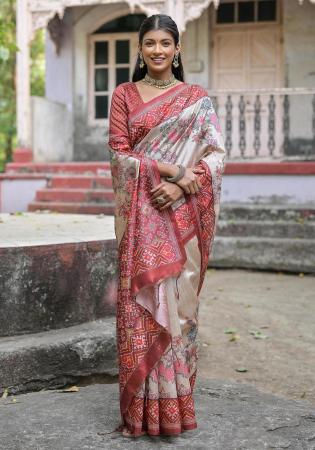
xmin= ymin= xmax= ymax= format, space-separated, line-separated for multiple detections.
xmin=143 ymin=38 xmax=173 ymax=42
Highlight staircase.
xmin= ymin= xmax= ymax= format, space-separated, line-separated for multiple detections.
xmin=4 ymin=162 xmax=115 ymax=215
xmin=212 ymin=203 xmax=315 ymax=273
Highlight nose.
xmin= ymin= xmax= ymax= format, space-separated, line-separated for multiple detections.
xmin=152 ymin=43 xmax=163 ymax=54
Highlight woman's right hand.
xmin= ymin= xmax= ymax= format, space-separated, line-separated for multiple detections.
xmin=176 ymin=167 xmax=205 ymax=194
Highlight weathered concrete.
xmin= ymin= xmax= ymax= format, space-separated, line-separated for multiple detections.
xmin=0 ymin=318 xmax=117 ymax=396
xmin=213 ymin=203 xmax=315 ymax=273
xmin=0 ymin=213 xmax=117 ymax=336
xmin=0 ymin=379 xmax=314 ymax=450
xmin=211 ymin=236 xmax=315 ymax=273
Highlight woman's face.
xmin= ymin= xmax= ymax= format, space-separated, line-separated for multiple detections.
xmin=139 ymin=29 xmax=180 ymax=76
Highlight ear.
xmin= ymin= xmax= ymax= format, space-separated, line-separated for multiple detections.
xmin=176 ymin=42 xmax=181 ymax=54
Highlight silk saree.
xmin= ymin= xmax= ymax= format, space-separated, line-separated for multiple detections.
xmin=108 ymin=81 xmax=225 ymax=436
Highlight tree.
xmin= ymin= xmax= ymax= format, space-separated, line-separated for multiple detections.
xmin=0 ymin=0 xmax=18 ymax=171
xmin=0 ymin=1 xmax=45 ymax=172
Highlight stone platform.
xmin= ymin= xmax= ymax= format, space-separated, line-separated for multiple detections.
xmin=0 ymin=212 xmax=117 ymax=337
xmin=1 ymin=379 xmax=315 ymax=450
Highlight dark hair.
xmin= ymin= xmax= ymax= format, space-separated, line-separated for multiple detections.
xmin=132 ymin=14 xmax=185 ymax=82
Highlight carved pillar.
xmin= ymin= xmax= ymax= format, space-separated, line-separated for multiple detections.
xmin=16 ymin=0 xmax=32 ymax=150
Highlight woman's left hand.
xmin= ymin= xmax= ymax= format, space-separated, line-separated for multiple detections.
xmin=150 ymin=180 xmax=184 ymax=211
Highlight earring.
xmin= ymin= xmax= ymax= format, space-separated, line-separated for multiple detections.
xmin=139 ymin=53 xmax=145 ymax=68
xmin=173 ymin=53 xmax=179 ymax=68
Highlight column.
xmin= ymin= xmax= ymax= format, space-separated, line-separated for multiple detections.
xmin=16 ymin=0 xmax=32 ymax=149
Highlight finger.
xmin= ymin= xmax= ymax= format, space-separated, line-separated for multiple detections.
xmin=150 ymin=183 xmax=164 ymax=193
xmin=192 ymin=181 xmax=198 ymax=194
xmin=192 ymin=168 xmax=205 ymax=174
xmin=151 ymin=189 xmax=164 ymax=199
xmin=185 ymin=186 xmax=192 ymax=194
xmin=159 ymin=201 xmax=173 ymax=211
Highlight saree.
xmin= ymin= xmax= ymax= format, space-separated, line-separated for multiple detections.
xmin=108 ymin=81 xmax=225 ymax=436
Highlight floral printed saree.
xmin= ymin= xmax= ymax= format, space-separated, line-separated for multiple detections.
xmin=108 ymin=81 xmax=225 ymax=436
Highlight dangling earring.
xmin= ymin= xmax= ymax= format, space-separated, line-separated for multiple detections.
xmin=139 ymin=53 xmax=145 ymax=69
xmin=173 ymin=53 xmax=179 ymax=68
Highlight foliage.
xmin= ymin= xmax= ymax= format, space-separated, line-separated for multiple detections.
xmin=0 ymin=0 xmax=18 ymax=171
xmin=0 ymin=1 xmax=45 ymax=172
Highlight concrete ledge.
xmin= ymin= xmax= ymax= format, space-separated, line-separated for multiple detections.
xmin=212 ymin=236 xmax=315 ymax=273
xmin=0 ymin=318 xmax=117 ymax=396
xmin=0 ymin=213 xmax=117 ymax=336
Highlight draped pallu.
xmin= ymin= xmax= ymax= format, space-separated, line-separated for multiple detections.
xmin=108 ymin=81 xmax=225 ymax=436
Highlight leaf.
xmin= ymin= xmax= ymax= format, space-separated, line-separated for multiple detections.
xmin=62 ymin=386 xmax=79 ymax=393
xmin=249 ymin=329 xmax=268 ymax=339
xmin=235 ymin=367 xmax=248 ymax=372
xmin=224 ymin=327 xmax=237 ymax=334
xmin=229 ymin=333 xmax=240 ymax=342
xmin=1 ymin=388 xmax=8 ymax=399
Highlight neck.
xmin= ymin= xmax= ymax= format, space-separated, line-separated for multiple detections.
xmin=146 ymin=69 xmax=173 ymax=80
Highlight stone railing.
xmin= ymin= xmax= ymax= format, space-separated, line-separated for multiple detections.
xmin=208 ymin=88 xmax=315 ymax=160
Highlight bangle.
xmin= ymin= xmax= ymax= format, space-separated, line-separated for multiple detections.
xmin=166 ymin=164 xmax=185 ymax=183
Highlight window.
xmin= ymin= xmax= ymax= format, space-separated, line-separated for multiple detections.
xmin=89 ymin=14 xmax=146 ymax=122
xmin=216 ymin=0 xmax=277 ymax=24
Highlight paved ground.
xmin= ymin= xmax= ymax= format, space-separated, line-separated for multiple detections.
xmin=1 ymin=379 xmax=315 ymax=450
xmin=198 ymin=269 xmax=315 ymax=405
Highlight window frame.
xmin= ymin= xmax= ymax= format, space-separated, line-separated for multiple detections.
xmin=88 ymin=32 xmax=138 ymax=127
xmin=213 ymin=0 xmax=281 ymax=28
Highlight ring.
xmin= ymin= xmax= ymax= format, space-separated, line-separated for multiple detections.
xmin=156 ymin=196 xmax=165 ymax=204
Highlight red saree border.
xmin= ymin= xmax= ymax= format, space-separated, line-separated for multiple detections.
xmin=131 ymin=260 xmax=185 ymax=295
xmin=120 ymin=329 xmax=171 ymax=414
xmin=129 ymin=82 xmax=190 ymax=122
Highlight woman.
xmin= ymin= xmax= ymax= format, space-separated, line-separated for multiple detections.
xmin=108 ymin=14 xmax=225 ymax=438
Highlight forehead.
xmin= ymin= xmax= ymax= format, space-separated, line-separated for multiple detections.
xmin=142 ymin=29 xmax=174 ymax=42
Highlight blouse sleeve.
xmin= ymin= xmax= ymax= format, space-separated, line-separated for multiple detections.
xmin=108 ymin=83 xmax=131 ymax=154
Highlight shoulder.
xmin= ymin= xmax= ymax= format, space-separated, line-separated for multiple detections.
xmin=111 ymin=82 xmax=134 ymax=101
xmin=186 ymin=83 xmax=209 ymax=98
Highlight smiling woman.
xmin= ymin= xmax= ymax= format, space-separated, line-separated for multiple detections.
xmin=108 ymin=14 xmax=226 ymax=439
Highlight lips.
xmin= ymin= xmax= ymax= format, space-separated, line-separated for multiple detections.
xmin=151 ymin=58 xmax=165 ymax=63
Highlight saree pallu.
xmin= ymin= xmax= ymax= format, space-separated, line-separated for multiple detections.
xmin=108 ymin=81 xmax=225 ymax=436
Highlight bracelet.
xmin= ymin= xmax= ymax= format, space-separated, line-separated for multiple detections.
xmin=166 ymin=164 xmax=185 ymax=183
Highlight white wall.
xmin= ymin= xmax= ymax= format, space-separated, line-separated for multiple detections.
xmin=221 ymin=174 xmax=315 ymax=205
xmin=0 ymin=179 xmax=47 ymax=213
xmin=32 ymin=96 xmax=73 ymax=162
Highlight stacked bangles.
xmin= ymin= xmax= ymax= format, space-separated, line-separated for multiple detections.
xmin=155 ymin=164 xmax=185 ymax=205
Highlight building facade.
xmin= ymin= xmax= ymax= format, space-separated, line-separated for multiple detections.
xmin=16 ymin=0 xmax=315 ymax=163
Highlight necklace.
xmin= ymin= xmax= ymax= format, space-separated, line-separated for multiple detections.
xmin=142 ymin=73 xmax=178 ymax=89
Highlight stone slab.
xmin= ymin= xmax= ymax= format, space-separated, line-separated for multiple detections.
xmin=0 ymin=379 xmax=314 ymax=450
xmin=211 ymin=236 xmax=315 ymax=273
xmin=0 ymin=319 xmax=117 ymax=396
xmin=0 ymin=213 xmax=118 ymax=336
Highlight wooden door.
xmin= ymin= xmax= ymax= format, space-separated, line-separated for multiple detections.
xmin=212 ymin=26 xmax=283 ymax=158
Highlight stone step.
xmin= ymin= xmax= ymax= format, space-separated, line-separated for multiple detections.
xmin=211 ymin=236 xmax=315 ymax=273
xmin=36 ymin=188 xmax=115 ymax=203
xmin=219 ymin=203 xmax=315 ymax=222
xmin=0 ymin=213 xmax=117 ymax=336
xmin=5 ymin=162 xmax=111 ymax=175
xmin=217 ymin=220 xmax=315 ymax=239
xmin=0 ymin=318 xmax=117 ymax=396
xmin=49 ymin=174 xmax=112 ymax=189
xmin=28 ymin=201 xmax=115 ymax=215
